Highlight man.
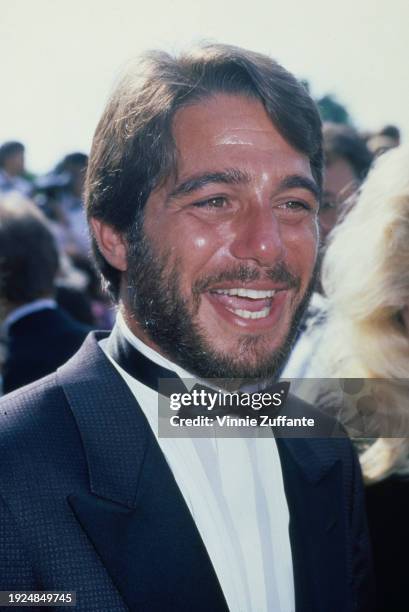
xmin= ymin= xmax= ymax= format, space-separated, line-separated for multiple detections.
xmin=0 ymin=195 xmax=90 ymax=394
xmin=0 ymin=45 xmax=373 ymax=611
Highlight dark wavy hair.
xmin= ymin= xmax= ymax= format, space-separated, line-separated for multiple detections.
xmin=323 ymin=123 xmax=373 ymax=180
xmin=0 ymin=195 xmax=59 ymax=304
xmin=0 ymin=141 xmax=24 ymax=169
xmin=86 ymin=43 xmax=323 ymax=300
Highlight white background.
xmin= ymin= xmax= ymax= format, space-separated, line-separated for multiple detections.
xmin=1 ymin=0 xmax=407 ymax=173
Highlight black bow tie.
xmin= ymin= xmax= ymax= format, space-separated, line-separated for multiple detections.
xmin=106 ymin=323 xmax=187 ymax=396
xmin=105 ymin=324 xmax=289 ymax=421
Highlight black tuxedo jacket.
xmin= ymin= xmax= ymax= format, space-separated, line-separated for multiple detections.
xmin=0 ymin=333 xmax=374 ymax=611
xmin=2 ymin=306 xmax=90 ymax=394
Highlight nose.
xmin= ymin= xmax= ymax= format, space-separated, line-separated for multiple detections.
xmin=229 ymin=206 xmax=284 ymax=267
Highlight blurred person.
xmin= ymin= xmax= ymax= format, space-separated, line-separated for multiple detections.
xmin=367 ymin=124 xmax=401 ymax=157
xmin=33 ymin=167 xmax=71 ymax=219
xmin=67 ymin=252 xmax=115 ymax=328
xmin=0 ymin=44 xmax=374 ymax=612
xmin=319 ymin=123 xmax=373 ymax=242
xmin=54 ymin=251 xmax=100 ymax=328
xmin=0 ymin=194 xmax=91 ymax=394
xmin=54 ymin=253 xmax=114 ymax=328
xmin=33 ymin=169 xmax=98 ymax=323
xmin=55 ymin=285 xmax=96 ymax=327
xmin=311 ymin=145 xmax=409 ymax=611
xmin=53 ymin=152 xmax=90 ymax=256
xmin=35 ymin=153 xmax=90 ymax=256
xmin=0 ymin=141 xmax=32 ymax=197
xmin=379 ymin=124 xmax=400 ymax=146
xmin=282 ymin=124 xmax=373 ymax=378
xmin=56 ymin=152 xmax=88 ymax=197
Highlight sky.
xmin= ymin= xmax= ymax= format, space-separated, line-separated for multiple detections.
xmin=1 ymin=0 xmax=408 ymax=173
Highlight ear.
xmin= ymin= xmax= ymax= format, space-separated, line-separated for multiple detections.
xmin=90 ymin=218 xmax=128 ymax=272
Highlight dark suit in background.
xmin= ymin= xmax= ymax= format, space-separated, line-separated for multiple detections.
xmin=0 ymin=333 xmax=375 ymax=611
xmin=2 ymin=306 xmax=90 ymax=394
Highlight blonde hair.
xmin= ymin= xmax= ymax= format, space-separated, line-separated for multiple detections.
xmin=319 ymin=145 xmax=409 ymax=482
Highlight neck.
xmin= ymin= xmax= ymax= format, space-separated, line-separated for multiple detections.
xmin=117 ymin=308 xmax=276 ymax=392
xmin=120 ymin=307 xmax=168 ymax=355
xmin=116 ymin=309 xmax=195 ymax=382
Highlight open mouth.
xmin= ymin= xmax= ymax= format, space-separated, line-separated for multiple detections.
xmin=210 ymin=288 xmax=276 ymax=319
xmin=204 ymin=285 xmax=289 ymax=329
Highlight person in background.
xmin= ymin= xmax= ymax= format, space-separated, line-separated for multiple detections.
xmin=379 ymin=124 xmax=400 ymax=146
xmin=319 ymin=122 xmax=373 ymax=243
xmin=63 ymin=252 xmax=115 ymax=328
xmin=0 ymin=141 xmax=33 ymax=197
xmin=33 ymin=153 xmax=114 ymax=329
xmin=366 ymin=124 xmax=401 ymax=157
xmin=0 ymin=194 xmax=91 ymax=395
xmin=36 ymin=153 xmax=90 ymax=257
xmin=52 ymin=152 xmax=90 ymax=256
xmin=282 ymin=122 xmax=373 ymax=378
xmin=312 ymin=145 xmax=409 ymax=612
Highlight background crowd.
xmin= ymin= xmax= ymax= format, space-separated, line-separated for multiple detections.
xmin=0 ymin=143 xmax=115 ymax=394
xmin=0 ymin=98 xmax=407 ymax=610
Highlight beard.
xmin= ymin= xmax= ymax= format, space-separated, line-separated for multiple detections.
xmin=124 ymin=222 xmax=316 ymax=383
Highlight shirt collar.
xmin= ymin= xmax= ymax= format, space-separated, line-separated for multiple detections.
xmin=115 ymin=311 xmax=273 ymax=393
xmin=116 ymin=310 xmax=195 ymax=383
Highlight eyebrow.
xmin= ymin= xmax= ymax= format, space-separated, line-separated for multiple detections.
xmin=167 ymin=169 xmax=320 ymax=201
xmin=167 ymin=168 xmax=252 ymax=200
xmin=276 ymin=175 xmax=321 ymax=201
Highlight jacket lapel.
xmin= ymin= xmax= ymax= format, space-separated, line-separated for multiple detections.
xmin=57 ymin=333 xmax=228 ymax=612
xmin=277 ymin=436 xmax=348 ymax=612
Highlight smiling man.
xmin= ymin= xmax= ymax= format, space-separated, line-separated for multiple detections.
xmin=96 ymin=93 xmax=320 ymax=380
xmin=0 ymin=45 xmax=373 ymax=612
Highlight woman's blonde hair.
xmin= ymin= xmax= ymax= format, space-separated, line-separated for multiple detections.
xmin=320 ymin=145 xmax=409 ymax=482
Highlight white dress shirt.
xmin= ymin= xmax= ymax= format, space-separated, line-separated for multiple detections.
xmin=100 ymin=312 xmax=295 ymax=612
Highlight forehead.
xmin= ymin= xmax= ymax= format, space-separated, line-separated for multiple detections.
xmin=171 ymin=93 xmax=312 ymax=180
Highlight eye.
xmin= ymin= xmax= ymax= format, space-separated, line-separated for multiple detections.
xmin=192 ymin=196 xmax=227 ymax=209
xmin=278 ymin=199 xmax=311 ymax=212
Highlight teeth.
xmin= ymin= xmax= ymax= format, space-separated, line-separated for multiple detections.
xmin=228 ymin=307 xmax=271 ymax=319
xmin=213 ymin=288 xmax=276 ymax=298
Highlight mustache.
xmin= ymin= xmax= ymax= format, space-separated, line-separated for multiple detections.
xmin=193 ymin=262 xmax=301 ymax=293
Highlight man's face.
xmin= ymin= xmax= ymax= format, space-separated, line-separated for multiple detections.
xmin=5 ymin=151 xmax=25 ymax=177
xmin=124 ymin=94 xmax=319 ymax=380
xmin=319 ymin=156 xmax=358 ymax=242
